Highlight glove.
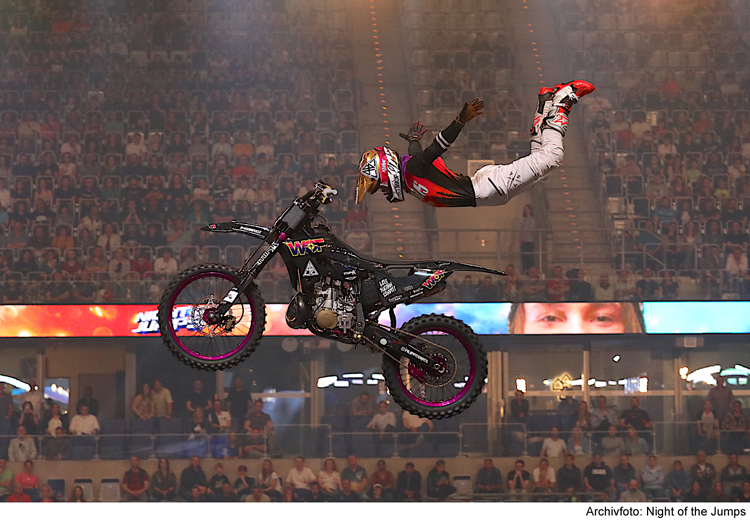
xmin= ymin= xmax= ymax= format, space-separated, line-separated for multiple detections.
xmin=399 ymin=121 xmax=426 ymax=142
xmin=457 ymin=98 xmax=485 ymax=124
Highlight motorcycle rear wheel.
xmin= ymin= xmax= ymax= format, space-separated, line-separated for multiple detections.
xmin=158 ymin=264 xmax=266 ymax=371
xmin=382 ymin=314 xmax=488 ymax=419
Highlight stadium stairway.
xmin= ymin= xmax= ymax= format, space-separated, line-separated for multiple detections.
xmin=343 ymin=0 xmax=431 ymax=260
xmin=509 ymin=0 xmax=611 ymax=273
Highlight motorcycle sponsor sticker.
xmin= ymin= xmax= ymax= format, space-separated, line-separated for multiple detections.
xmin=284 ymin=238 xmax=325 ymax=257
xmin=222 ymin=289 xmax=239 ymax=304
xmin=409 ymin=288 xmax=425 ymax=298
xmin=399 ymin=345 xmax=429 ymax=364
xmin=422 ymin=269 xmax=447 ymax=289
xmin=302 ymin=261 xmax=319 ymax=277
xmin=236 ymin=225 xmax=266 ymax=237
xmin=343 ymin=269 xmax=357 ymax=280
xmin=379 ymin=278 xmax=397 ymax=297
xmin=253 ymin=241 xmax=280 ymax=268
xmin=388 ymin=294 xmax=404 ymax=303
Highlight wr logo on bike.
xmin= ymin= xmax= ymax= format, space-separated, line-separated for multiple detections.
xmin=284 ymin=238 xmax=325 ymax=257
xmin=422 ymin=269 xmax=446 ymax=289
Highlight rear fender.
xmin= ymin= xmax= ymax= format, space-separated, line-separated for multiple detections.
xmin=441 ymin=262 xmax=506 ymax=276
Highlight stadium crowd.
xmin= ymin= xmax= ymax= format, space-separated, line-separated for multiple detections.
xmin=562 ymin=0 xmax=750 ymax=299
xmin=1 ymin=376 xmax=749 ymax=502
xmin=2 ymin=449 xmax=750 ymax=502
xmin=0 ymin=0 xmax=367 ymax=305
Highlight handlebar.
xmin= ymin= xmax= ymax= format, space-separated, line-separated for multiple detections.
xmin=277 ymin=181 xmax=338 ymax=233
xmin=322 ymin=187 xmax=338 ymax=201
xmin=309 ymin=181 xmax=337 ymax=205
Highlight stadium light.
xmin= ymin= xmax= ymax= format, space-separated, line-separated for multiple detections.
xmin=0 ymin=375 xmax=30 ymax=391
xmin=316 ymin=376 xmax=337 ymax=388
xmin=515 ymin=378 xmax=527 ymax=393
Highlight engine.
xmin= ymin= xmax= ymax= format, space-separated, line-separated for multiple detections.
xmin=312 ymin=278 xmax=356 ymax=333
xmin=284 ymin=277 xmax=357 ymax=333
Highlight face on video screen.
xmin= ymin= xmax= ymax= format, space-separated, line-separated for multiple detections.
xmin=510 ymin=302 xmax=643 ymax=335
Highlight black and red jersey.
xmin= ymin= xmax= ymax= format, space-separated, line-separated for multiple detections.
xmin=397 ymin=119 xmax=477 ymax=207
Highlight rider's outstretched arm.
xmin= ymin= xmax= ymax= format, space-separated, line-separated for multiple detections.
xmin=403 ymin=99 xmax=484 ymax=175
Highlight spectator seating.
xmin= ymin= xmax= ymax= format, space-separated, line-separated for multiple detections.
xmin=73 ymin=477 xmax=94 ymax=502
xmin=452 ymin=475 xmax=473 ymax=496
xmin=155 ymin=417 xmax=187 ymax=459
xmin=401 ymin=0 xmax=518 ymax=161
xmin=47 ymin=478 xmax=66 ymax=501
xmin=68 ymin=435 xmax=96 ymax=460
xmin=128 ymin=418 xmax=156 ymax=459
xmin=99 ymin=418 xmax=127 ymax=460
xmin=557 ymin=0 xmax=750 ymax=300
xmin=0 ymin=0 xmax=368 ymax=305
xmin=98 ymin=478 xmax=121 ymax=502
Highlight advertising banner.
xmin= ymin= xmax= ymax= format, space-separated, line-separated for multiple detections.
xmin=0 ymin=302 xmax=746 ymax=338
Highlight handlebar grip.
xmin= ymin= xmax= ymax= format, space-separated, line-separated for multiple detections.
xmin=323 ymin=188 xmax=338 ymax=199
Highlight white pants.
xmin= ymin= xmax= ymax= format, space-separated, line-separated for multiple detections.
xmin=471 ymin=129 xmax=564 ymax=206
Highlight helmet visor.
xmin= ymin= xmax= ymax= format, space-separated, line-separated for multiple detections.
xmin=356 ymin=173 xmax=379 ymax=204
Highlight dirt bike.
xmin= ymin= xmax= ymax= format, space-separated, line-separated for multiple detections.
xmin=158 ymin=181 xmax=505 ymax=418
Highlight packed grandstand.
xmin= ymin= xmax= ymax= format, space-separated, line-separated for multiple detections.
xmin=1 ymin=0 xmax=750 ymax=506
xmin=2 ymin=0 xmax=750 ymax=303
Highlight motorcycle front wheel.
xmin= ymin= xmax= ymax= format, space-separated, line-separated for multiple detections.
xmin=158 ymin=264 xmax=266 ymax=371
xmin=382 ymin=314 xmax=488 ymax=419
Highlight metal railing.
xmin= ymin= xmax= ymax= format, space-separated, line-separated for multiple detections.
xmin=1 ymin=421 xmax=746 ymax=461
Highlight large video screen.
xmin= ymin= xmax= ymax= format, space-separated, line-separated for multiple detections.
xmin=0 ymin=302 xmax=746 ymax=338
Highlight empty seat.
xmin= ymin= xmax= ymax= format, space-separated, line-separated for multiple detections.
xmin=129 ymin=418 xmax=155 ymax=434
xmin=99 ymin=419 xmax=127 ymax=460
xmin=648 ymin=51 xmax=667 ymax=68
xmin=153 ymin=417 xmax=187 ymax=458
xmin=624 ymin=32 xmax=643 ymax=50
xmin=416 ymin=89 xmax=435 ymax=108
xmin=99 ymin=478 xmax=121 ymax=502
xmin=68 ymin=435 xmax=96 ymax=460
xmin=667 ymin=51 xmax=687 ymax=69
xmin=494 ymin=69 xmax=511 ymax=87
xmin=403 ymin=0 xmax=423 ymax=11
xmin=340 ymin=131 xmax=359 ymax=152
xmin=411 ymin=49 xmax=431 ymax=68
xmin=419 ymin=110 xmax=438 ymax=128
xmin=156 ymin=418 xmax=183 ymax=435
xmin=599 ymin=13 xmax=617 ymax=31
xmin=126 ymin=418 xmax=154 ymax=459
xmin=567 ymin=31 xmax=584 ymax=48
xmin=688 ymin=51 xmax=708 ymax=68
xmin=453 ymin=476 xmax=473 ymax=496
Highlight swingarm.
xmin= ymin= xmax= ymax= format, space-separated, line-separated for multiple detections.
xmin=361 ymin=323 xmax=436 ymax=374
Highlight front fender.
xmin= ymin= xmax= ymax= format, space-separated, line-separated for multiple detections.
xmin=201 ymin=221 xmax=272 ymax=239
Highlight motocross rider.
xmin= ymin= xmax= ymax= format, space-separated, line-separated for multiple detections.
xmin=355 ymin=80 xmax=595 ymax=207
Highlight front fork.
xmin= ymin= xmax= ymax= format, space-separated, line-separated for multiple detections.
xmin=213 ymin=233 xmax=287 ymax=319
